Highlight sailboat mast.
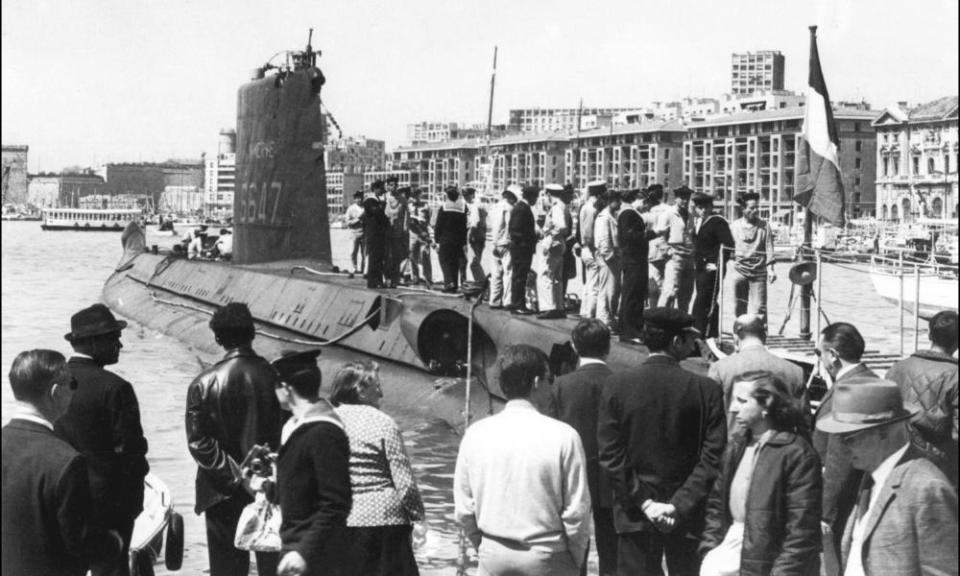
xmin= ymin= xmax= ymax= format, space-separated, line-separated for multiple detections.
xmin=484 ymin=46 xmax=497 ymax=196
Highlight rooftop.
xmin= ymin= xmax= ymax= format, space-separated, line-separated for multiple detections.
xmin=909 ymin=96 xmax=959 ymax=121
xmin=692 ymin=105 xmax=877 ymax=127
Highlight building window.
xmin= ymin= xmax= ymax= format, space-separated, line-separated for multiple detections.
xmin=855 ymin=140 xmax=862 ymax=152
xmin=855 ymin=158 xmax=861 ymax=169
xmin=946 ymin=155 xmax=951 ymax=174
xmin=913 ymin=157 xmax=919 ymax=175
xmin=928 ymin=157 xmax=935 ymax=175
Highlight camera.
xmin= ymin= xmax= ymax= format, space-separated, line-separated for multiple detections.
xmin=241 ymin=444 xmax=277 ymax=479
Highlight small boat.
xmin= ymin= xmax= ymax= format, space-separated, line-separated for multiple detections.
xmin=868 ymin=255 xmax=959 ymax=319
xmin=127 ymin=473 xmax=184 ymax=576
xmin=41 ymin=208 xmax=142 ymax=231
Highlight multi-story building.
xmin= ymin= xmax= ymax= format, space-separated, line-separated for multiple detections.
xmin=100 ymin=160 xmax=204 ymax=208
xmin=204 ymin=129 xmax=236 ymax=219
xmin=683 ymin=106 xmax=877 ymax=221
xmin=873 ymin=96 xmax=958 ymax=220
xmin=325 ymin=136 xmax=386 ymax=174
xmin=566 ymin=121 xmax=687 ymax=191
xmin=392 ymin=120 xmax=687 ymax=201
xmin=160 ymin=185 xmax=204 ymax=214
xmin=27 ymin=171 xmax=106 ymax=208
xmin=2 ymin=145 xmax=29 ymax=205
xmin=508 ymin=107 xmax=643 ymax=134
xmin=731 ymin=51 xmax=785 ymax=95
xmin=326 ymin=172 xmax=363 ymax=218
xmin=406 ymin=122 xmax=507 ymax=145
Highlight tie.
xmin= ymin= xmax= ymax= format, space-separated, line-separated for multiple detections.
xmin=857 ymin=475 xmax=875 ymax=521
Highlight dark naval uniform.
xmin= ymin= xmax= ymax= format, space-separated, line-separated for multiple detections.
xmin=508 ymin=197 xmax=537 ymax=310
xmin=692 ymin=213 xmax=734 ymax=338
xmin=435 ymin=197 xmax=468 ymax=292
xmin=617 ymin=205 xmax=649 ymax=341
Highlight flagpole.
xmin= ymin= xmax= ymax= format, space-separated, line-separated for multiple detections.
xmin=800 ymin=206 xmax=813 ymax=340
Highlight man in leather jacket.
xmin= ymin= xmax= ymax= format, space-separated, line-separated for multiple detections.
xmin=186 ymin=302 xmax=284 ymax=576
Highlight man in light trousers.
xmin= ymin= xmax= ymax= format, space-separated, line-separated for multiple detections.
xmin=578 ymin=181 xmax=606 ymax=319
xmin=594 ymin=189 xmax=622 ymax=334
xmin=489 ymin=187 xmax=517 ymax=309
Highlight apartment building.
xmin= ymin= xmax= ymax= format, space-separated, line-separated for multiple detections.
xmin=325 ymin=172 xmax=363 ymax=218
xmin=873 ymin=96 xmax=959 ymax=220
xmin=683 ymin=106 xmax=877 ymax=221
xmin=508 ymin=107 xmax=643 ymax=134
xmin=324 ymin=136 xmax=386 ymax=174
xmin=731 ymin=51 xmax=785 ymax=95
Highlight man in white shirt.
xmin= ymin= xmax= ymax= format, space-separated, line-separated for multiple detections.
xmin=537 ymin=184 xmax=570 ymax=320
xmin=657 ymin=185 xmax=695 ymax=311
xmin=594 ymin=190 xmax=622 ymax=334
xmin=578 ymin=181 xmax=606 ymax=319
xmin=344 ymin=191 xmax=366 ymax=274
xmin=454 ymin=345 xmax=591 ymax=576
xmin=489 ymin=187 xmax=517 ymax=309
xmin=816 ymin=379 xmax=957 ymax=576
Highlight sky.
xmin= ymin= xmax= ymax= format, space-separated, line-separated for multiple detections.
xmin=2 ymin=0 xmax=958 ymax=173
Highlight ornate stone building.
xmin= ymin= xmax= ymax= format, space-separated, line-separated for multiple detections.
xmin=873 ymin=97 xmax=958 ymax=220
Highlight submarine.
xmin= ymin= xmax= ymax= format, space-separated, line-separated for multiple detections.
xmin=102 ymin=36 xmax=707 ymax=427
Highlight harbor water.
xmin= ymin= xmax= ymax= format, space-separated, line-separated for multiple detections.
xmin=1 ymin=219 xmax=930 ymax=575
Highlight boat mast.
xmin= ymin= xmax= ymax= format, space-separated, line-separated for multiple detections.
xmin=483 ymin=46 xmax=497 ymax=197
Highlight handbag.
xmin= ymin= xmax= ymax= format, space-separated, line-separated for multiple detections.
xmin=234 ymin=492 xmax=282 ymax=552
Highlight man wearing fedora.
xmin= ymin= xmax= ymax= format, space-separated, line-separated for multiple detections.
xmin=56 ymin=303 xmax=149 ymax=576
xmin=186 ymin=302 xmax=284 ymax=576
xmin=816 ymin=379 xmax=958 ymax=576
xmin=811 ymin=322 xmax=877 ymax=574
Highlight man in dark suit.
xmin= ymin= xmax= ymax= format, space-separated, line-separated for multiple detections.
xmin=435 ymin=185 xmax=468 ymax=293
xmin=508 ymin=186 xmax=539 ymax=314
xmin=617 ymin=189 xmax=649 ymax=344
xmin=598 ymin=308 xmax=726 ymax=576
xmin=3 ymin=349 xmax=122 ymax=576
xmin=811 ymin=322 xmax=877 ymax=575
xmin=817 ymin=379 xmax=958 ymax=576
xmin=690 ymin=192 xmax=734 ymax=338
xmin=186 ymin=302 xmax=284 ymax=576
xmin=544 ymin=319 xmax=617 ymax=576
xmin=55 ymin=304 xmax=149 ymax=576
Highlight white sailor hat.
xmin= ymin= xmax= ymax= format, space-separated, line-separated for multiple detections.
xmin=545 ymin=183 xmax=565 ymax=196
xmin=506 ymin=184 xmax=523 ymax=195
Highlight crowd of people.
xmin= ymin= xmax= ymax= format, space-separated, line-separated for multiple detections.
xmin=456 ymin=310 xmax=958 ymax=576
xmin=346 ymin=179 xmax=779 ymax=333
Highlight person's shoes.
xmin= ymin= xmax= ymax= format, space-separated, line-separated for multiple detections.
xmin=567 ymin=313 xmax=582 ymax=320
xmin=537 ymin=310 xmax=566 ymax=320
xmin=511 ymin=307 xmax=535 ymax=316
xmin=489 ymin=304 xmax=504 ymax=310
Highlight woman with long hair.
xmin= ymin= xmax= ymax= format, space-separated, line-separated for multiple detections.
xmin=700 ymin=370 xmax=821 ymax=576
xmin=330 ymin=361 xmax=424 ymax=576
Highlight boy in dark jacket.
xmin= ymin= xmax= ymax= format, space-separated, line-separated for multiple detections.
xmin=272 ymin=350 xmax=352 ymax=576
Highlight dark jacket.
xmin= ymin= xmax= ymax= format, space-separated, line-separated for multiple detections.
xmin=545 ymin=362 xmax=615 ymax=508
xmin=885 ymin=350 xmax=958 ymax=483
xmin=55 ymin=357 xmax=149 ymax=525
xmin=278 ymin=419 xmax=352 ymax=576
xmin=186 ymin=346 xmax=284 ymax=514
xmin=508 ymin=199 xmax=537 ymax=255
xmin=701 ymin=431 xmax=822 ymax=576
xmin=3 ymin=420 xmax=120 ymax=576
xmin=598 ymin=354 xmax=727 ymax=534
xmin=694 ymin=213 xmax=735 ymax=270
xmin=617 ymin=207 xmax=649 ymax=267
xmin=812 ymin=364 xmax=876 ymax=534
xmin=435 ymin=199 xmax=467 ymax=248
xmin=840 ymin=447 xmax=958 ymax=576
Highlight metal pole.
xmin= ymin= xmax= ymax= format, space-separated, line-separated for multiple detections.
xmin=898 ymin=250 xmax=904 ymax=357
xmin=913 ymin=263 xmax=921 ymax=352
xmin=815 ymin=249 xmax=823 ymax=339
xmin=718 ymin=246 xmax=726 ymax=349
xmin=800 ymin=208 xmax=813 ymax=340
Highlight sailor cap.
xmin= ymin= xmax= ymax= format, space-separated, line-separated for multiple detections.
xmin=545 ymin=183 xmax=565 ymax=195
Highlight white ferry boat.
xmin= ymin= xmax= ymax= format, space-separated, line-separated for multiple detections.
xmin=41 ymin=208 xmax=142 ymax=231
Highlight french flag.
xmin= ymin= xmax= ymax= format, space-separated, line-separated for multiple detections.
xmin=795 ymin=26 xmax=845 ymax=226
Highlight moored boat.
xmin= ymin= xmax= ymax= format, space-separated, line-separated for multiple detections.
xmin=868 ymin=254 xmax=959 ymax=319
xmin=42 ymin=208 xmax=142 ymax=231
